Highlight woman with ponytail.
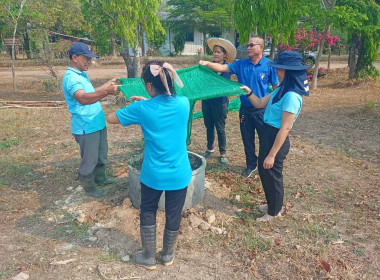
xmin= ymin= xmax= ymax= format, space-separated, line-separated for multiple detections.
xmin=107 ymin=60 xmax=191 ymax=270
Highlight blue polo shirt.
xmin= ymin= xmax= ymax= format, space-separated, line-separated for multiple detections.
xmin=116 ymin=95 xmax=192 ymax=191
xmin=228 ymin=57 xmax=279 ymax=108
xmin=264 ymin=88 xmax=303 ymax=129
xmin=62 ymin=67 xmax=106 ymax=135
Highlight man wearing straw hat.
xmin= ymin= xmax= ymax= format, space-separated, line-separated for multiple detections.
xmin=200 ymin=36 xmax=279 ymax=178
xmin=202 ymin=37 xmax=236 ymax=165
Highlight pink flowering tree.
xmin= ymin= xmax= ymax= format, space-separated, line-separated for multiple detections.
xmin=278 ymin=28 xmax=345 ymax=55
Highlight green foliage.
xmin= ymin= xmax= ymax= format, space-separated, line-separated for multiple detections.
xmin=148 ymin=28 xmax=166 ymax=53
xmin=335 ymin=0 xmax=380 ymax=79
xmin=0 ymin=139 xmax=21 ymax=150
xmin=172 ymin=32 xmax=185 ymax=55
xmin=234 ymin=0 xmax=309 ymax=45
xmin=167 ymin=0 xmax=234 ymax=35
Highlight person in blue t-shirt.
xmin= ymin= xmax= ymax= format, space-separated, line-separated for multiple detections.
xmin=240 ymin=51 xmax=310 ymax=222
xmin=202 ymin=37 xmax=236 ymax=164
xmin=62 ymin=42 xmax=119 ymax=198
xmin=106 ymin=60 xmax=191 ymax=270
xmin=200 ymin=36 xmax=279 ymax=178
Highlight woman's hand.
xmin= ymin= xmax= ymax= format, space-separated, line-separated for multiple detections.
xmin=199 ymin=60 xmax=210 ymax=66
xmin=130 ymin=96 xmax=148 ymax=101
xmin=263 ymin=155 xmax=275 ymax=169
xmin=240 ymin=86 xmax=251 ymax=94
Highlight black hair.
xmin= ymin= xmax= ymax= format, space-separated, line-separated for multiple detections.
xmin=214 ymin=45 xmax=226 ymax=54
xmin=141 ymin=60 xmax=176 ymax=96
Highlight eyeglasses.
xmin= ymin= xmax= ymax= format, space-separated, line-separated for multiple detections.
xmin=246 ymin=43 xmax=261 ymax=48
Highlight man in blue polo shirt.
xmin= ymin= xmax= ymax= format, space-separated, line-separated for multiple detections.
xmin=200 ymin=36 xmax=279 ymax=178
xmin=62 ymin=42 xmax=119 ymax=197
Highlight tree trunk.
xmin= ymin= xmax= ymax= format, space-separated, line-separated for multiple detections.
xmin=23 ymin=32 xmax=31 ymax=59
xmin=310 ymin=24 xmax=329 ymax=90
xmin=348 ymin=31 xmax=361 ymax=79
xmin=12 ymin=24 xmax=18 ymax=92
xmin=270 ymin=41 xmax=276 ymax=60
xmin=120 ymin=37 xmax=140 ymax=78
xmin=110 ymin=31 xmax=117 ymax=57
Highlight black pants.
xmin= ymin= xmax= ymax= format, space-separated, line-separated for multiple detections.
xmin=202 ymin=101 xmax=229 ymax=155
xmin=239 ymin=106 xmax=265 ymax=169
xmin=258 ymin=124 xmax=290 ymax=216
xmin=140 ymin=182 xmax=188 ymax=231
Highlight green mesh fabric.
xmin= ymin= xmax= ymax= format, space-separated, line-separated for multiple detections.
xmin=118 ymin=65 xmax=245 ymax=145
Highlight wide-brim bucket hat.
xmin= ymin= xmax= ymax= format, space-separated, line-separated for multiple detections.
xmin=267 ymin=51 xmax=310 ymax=70
xmin=207 ymin=37 xmax=237 ymax=63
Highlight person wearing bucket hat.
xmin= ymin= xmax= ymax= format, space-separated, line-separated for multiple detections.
xmin=200 ymin=36 xmax=279 ymax=177
xmin=202 ymin=37 xmax=236 ymax=164
xmin=62 ymin=42 xmax=119 ymax=198
xmin=240 ymin=51 xmax=310 ymax=222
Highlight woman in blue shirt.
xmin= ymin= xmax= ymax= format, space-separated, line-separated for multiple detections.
xmin=240 ymin=51 xmax=310 ymax=222
xmin=202 ymin=37 xmax=236 ymax=164
xmin=106 ymin=60 xmax=191 ymax=269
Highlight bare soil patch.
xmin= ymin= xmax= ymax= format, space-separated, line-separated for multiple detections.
xmin=0 ymin=57 xmax=379 ymax=279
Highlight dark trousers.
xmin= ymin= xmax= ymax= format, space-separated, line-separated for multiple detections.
xmin=73 ymin=127 xmax=108 ymax=177
xmin=239 ymin=106 xmax=265 ymax=169
xmin=140 ymin=182 xmax=188 ymax=231
xmin=202 ymin=101 xmax=229 ymax=154
xmin=258 ymin=124 xmax=290 ymax=216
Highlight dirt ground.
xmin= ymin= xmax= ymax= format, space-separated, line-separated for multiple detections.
xmin=0 ymin=56 xmax=379 ymax=280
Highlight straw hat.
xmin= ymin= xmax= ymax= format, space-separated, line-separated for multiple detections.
xmin=207 ymin=37 xmax=237 ymax=63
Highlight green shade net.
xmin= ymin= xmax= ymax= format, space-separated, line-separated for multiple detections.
xmin=118 ymin=65 xmax=245 ymax=145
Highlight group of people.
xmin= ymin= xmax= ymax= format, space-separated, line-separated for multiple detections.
xmin=62 ymin=39 xmax=310 ymax=270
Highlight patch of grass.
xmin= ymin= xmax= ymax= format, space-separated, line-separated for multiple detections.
xmin=0 ymin=139 xmax=21 ymax=150
xmin=48 ymin=212 xmax=92 ymax=241
xmin=229 ymin=183 xmax=258 ymax=208
xmin=97 ymin=252 xmax=121 ymax=262
xmin=0 ymin=264 xmax=15 ymax=279
xmin=0 ymin=160 xmax=33 ymax=186
xmin=299 ymin=223 xmax=340 ymax=243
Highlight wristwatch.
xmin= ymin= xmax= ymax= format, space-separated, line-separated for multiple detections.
xmin=246 ymin=91 xmax=253 ymax=97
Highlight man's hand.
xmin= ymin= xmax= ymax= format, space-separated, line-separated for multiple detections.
xmin=106 ymin=84 xmax=119 ymax=96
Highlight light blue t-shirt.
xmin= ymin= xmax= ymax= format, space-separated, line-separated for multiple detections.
xmin=116 ymin=95 xmax=192 ymax=191
xmin=227 ymin=57 xmax=279 ymax=108
xmin=62 ymin=67 xmax=106 ymax=135
xmin=264 ymin=88 xmax=303 ymax=129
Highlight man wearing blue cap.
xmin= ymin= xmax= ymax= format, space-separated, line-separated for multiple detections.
xmin=62 ymin=42 xmax=119 ymax=197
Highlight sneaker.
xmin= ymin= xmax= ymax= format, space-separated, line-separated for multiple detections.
xmin=220 ymin=155 xmax=228 ymax=165
xmin=256 ymin=213 xmax=279 ymax=222
xmin=258 ymin=204 xmax=268 ymax=212
xmin=257 ymin=205 xmax=284 ymax=214
xmin=203 ymin=150 xmax=214 ymax=158
xmin=241 ymin=167 xmax=257 ymax=178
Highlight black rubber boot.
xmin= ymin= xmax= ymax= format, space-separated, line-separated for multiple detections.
xmin=94 ymin=165 xmax=115 ymax=186
xmin=161 ymin=228 xmax=179 ymax=266
xmin=135 ymin=225 xmax=157 ymax=270
xmin=79 ymin=173 xmax=109 ymax=198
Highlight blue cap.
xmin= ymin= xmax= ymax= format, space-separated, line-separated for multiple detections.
xmin=69 ymin=42 xmax=99 ymax=58
xmin=267 ymin=51 xmax=310 ymax=70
